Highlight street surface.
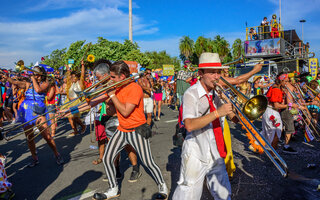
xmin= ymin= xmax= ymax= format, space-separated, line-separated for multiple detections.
xmin=1 ymin=106 xmax=320 ymax=200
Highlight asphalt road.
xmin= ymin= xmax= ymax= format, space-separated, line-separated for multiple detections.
xmin=1 ymin=106 xmax=320 ymax=200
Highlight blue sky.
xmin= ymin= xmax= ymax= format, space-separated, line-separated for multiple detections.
xmin=0 ymin=0 xmax=319 ymax=68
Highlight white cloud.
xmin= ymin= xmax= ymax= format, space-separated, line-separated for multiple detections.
xmin=268 ymin=0 xmax=320 ymax=58
xmin=0 ymin=6 xmax=157 ymax=68
xmin=24 ymin=0 xmax=130 ymax=12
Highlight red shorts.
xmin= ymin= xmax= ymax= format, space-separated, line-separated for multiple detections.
xmin=95 ymin=120 xmax=107 ymax=141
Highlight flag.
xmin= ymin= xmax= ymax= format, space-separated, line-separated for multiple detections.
xmin=304 ymin=125 xmax=314 ymax=142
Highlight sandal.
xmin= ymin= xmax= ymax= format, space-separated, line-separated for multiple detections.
xmin=92 ymin=158 xmax=102 ymax=165
xmin=67 ymin=132 xmax=77 ymax=137
xmin=80 ymin=126 xmax=86 ymax=134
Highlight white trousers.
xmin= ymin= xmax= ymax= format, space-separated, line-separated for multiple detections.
xmin=172 ymin=143 xmax=231 ymax=200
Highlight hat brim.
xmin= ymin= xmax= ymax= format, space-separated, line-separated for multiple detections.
xmin=198 ymin=66 xmax=229 ymax=69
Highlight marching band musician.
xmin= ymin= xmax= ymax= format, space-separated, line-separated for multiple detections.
xmin=172 ymin=53 xmax=262 ymax=200
xmin=91 ymin=61 xmax=168 ymax=200
xmin=3 ymin=66 xmax=64 ymax=167
xmin=266 ymin=73 xmax=304 ymax=154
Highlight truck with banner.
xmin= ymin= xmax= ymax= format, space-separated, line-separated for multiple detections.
xmin=244 ymin=16 xmax=316 ymax=73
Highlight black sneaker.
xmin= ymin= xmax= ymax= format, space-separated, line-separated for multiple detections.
xmin=28 ymin=158 xmax=39 ymax=168
xmin=283 ymin=146 xmax=298 ymax=154
xmin=128 ymin=170 xmax=142 ymax=183
xmin=56 ymin=155 xmax=64 ymax=165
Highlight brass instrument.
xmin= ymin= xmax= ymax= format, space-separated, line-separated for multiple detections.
xmin=222 ymin=55 xmax=244 ymax=66
xmin=284 ymin=85 xmax=320 ymax=141
xmin=3 ymin=75 xmax=112 ymax=141
xmin=15 ymin=60 xmax=52 ymax=78
xmin=215 ymin=77 xmax=288 ymax=177
xmin=306 ymin=85 xmax=320 ymax=101
xmin=85 ymin=73 xmax=143 ymax=101
xmin=20 ymin=73 xmax=143 ymax=141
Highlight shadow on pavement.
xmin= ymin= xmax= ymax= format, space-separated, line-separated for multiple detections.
xmin=52 ymin=170 xmax=103 ymax=200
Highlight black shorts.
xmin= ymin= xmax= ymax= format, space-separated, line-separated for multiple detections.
xmin=280 ymin=109 xmax=295 ymax=134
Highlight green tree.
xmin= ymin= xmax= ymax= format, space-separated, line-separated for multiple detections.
xmin=179 ymin=36 xmax=194 ymax=61
xmin=211 ymin=35 xmax=230 ymax=62
xmin=124 ymin=49 xmax=151 ymax=67
xmin=232 ymin=38 xmax=244 ymax=59
xmin=145 ymin=51 xmax=181 ymax=71
xmin=194 ymin=36 xmax=210 ymax=57
xmin=42 ymin=48 xmax=67 ymax=70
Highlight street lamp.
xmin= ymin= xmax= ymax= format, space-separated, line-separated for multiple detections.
xmin=299 ymin=19 xmax=306 ymax=43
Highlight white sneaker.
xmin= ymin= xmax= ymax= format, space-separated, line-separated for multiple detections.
xmin=0 ymin=155 xmax=7 ymax=167
xmin=156 ymin=183 xmax=168 ymax=200
xmin=93 ymin=186 xmax=120 ymax=200
xmin=33 ymin=127 xmax=40 ymax=134
xmin=11 ymin=119 xmax=16 ymax=124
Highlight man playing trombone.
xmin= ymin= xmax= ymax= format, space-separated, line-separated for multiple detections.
xmin=172 ymin=52 xmax=262 ymax=200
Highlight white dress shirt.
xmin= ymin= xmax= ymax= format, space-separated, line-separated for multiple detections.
xmin=182 ymin=80 xmax=225 ymax=163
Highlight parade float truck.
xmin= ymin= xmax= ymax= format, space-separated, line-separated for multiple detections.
xmin=242 ymin=18 xmax=314 ymax=74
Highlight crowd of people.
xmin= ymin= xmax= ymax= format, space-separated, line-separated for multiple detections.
xmin=248 ymin=14 xmax=280 ymax=40
xmin=0 ymin=52 xmax=319 ymax=200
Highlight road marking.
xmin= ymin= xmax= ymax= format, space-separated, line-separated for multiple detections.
xmin=165 ymin=119 xmax=178 ymax=123
xmin=58 ymin=189 xmax=95 ymax=200
xmin=68 ymin=190 xmax=96 ymax=200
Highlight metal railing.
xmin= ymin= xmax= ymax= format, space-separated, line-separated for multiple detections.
xmin=246 ymin=25 xmax=284 ymax=41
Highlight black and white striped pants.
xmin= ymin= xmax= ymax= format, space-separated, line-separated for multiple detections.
xmin=102 ymin=129 xmax=165 ymax=188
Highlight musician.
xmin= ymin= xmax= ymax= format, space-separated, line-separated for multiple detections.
xmin=3 ymin=66 xmax=63 ymax=167
xmin=63 ymin=62 xmax=86 ymax=137
xmin=275 ymin=73 xmax=304 ymax=154
xmin=173 ymin=53 xmax=234 ymax=200
xmin=137 ymin=68 xmax=153 ymax=125
xmin=88 ymin=61 xmax=167 ymax=200
xmin=92 ymin=60 xmax=141 ymax=183
xmin=61 ymin=60 xmax=141 ymax=182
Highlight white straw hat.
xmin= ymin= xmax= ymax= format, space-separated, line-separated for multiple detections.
xmin=198 ymin=52 xmax=229 ymax=69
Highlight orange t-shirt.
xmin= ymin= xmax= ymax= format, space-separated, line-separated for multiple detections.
xmin=115 ymin=82 xmax=146 ymax=132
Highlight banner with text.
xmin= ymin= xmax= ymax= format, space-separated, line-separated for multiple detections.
xmin=163 ymin=64 xmax=175 ymax=76
xmin=309 ymin=58 xmax=318 ymax=79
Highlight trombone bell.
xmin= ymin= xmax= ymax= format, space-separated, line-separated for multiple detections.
xmin=219 ymin=76 xmax=268 ymax=120
xmin=243 ymin=95 xmax=268 ymax=120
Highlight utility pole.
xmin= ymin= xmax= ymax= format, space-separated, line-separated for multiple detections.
xmin=129 ymin=0 xmax=133 ymax=42
xmin=279 ymin=0 xmax=281 ymax=25
xmin=299 ymin=19 xmax=306 ymax=44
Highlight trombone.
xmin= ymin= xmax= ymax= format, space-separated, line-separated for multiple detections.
xmin=15 ymin=60 xmax=52 ymax=78
xmin=25 ymin=73 xmax=143 ymax=141
xmin=3 ymin=75 xmax=111 ymax=141
xmin=216 ymin=76 xmax=288 ymax=177
xmin=284 ymin=85 xmax=320 ymax=141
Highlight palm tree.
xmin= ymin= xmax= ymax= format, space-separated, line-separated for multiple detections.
xmin=212 ymin=35 xmax=230 ymax=62
xmin=232 ymin=38 xmax=243 ymax=59
xmin=179 ymin=36 xmax=194 ymax=61
xmin=194 ymin=36 xmax=209 ymax=57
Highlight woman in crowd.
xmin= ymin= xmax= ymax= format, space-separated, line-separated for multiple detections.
xmin=46 ymin=78 xmax=58 ymax=137
xmin=253 ymin=76 xmax=273 ymax=95
xmin=153 ymin=79 xmax=162 ymax=121
xmin=63 ymin=63 xmax=86 ymax=137
xmin=3 ymin=66 xmax=63 ymax=166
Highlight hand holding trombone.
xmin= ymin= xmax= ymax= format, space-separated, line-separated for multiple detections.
xmin=214 ymin=76 xmax=288 ymax=177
